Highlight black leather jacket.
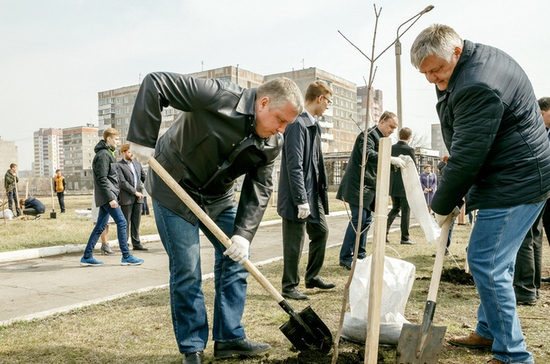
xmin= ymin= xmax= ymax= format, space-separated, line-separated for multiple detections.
xmin=127 ymin=72 xmax=282 ymax=241
xmin=336 ymin=127 xmax=383 ymax=210
xmin=433 ymin=40 xmax=550 ymax=214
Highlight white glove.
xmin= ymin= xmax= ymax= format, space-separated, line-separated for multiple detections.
xmin=130 ymin=142 xmax=155 ymax=164
xmin=297 ymin=203 xmax=311 ymax=219
xmin=433 ymin=206 xmax=460 ymax=227
xmin=390 ymin=156 xmax=406 ymax=169
xmin=224 ymin=235 xmax=250 ymax=264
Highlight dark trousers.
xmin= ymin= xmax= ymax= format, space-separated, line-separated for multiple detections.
xmin=56 ymin=192 xmax=65 ymax=212
xmin=541 ymin=199 xmax=550 ymax=245
xmin=386 ymin=195 xmax=410 ymax=241
xmin=513 ymin=208 xmax=543 ymax=302
xmin=7 ymin=189 xmax=20 ymax=216
xmin=281 ymin=200 xmax=328 ymax=293
xmin=23 ymin=208 xmax=42 ymax=216
xmin=141 ymin=196 xmax=150 ymax=215
xmin=121 ymin=201 xmax=143 ymax=246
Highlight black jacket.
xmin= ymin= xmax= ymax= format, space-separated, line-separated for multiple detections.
xmin=336 ymin=127 xmax=383 ymax=210
xmin=433 ymin=40 xmax=550 ymax=214
xmin=389 ymin=141 xmax=415 ymax=198
xmin=92 ymin=139 xmax=120 ymax=207
xmin=24 ymin=198 xmax=45 ymax=213
xmin=117 ymin=159 xmax=146 ymax=206
xmin=277 ymin=112 xmax=328 ymax=222
xmin=127 ymin=72 xmax=282 ymax=242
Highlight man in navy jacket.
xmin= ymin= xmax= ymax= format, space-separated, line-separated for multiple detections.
xmin=411 ymin=24 xmax=550 ymax=364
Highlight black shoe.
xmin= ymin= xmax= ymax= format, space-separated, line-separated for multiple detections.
xmin=183 ymin=351 xmax=203 ymax=364
xmin=214 ymin=339 xmax=271 ymax=358
xmin=305 ymin=277 xmax=336 ymax=290
xmin=542 ymin=276 xmax=550 ymax=283
xmin=339 ymin=262 xmax=351 ymax=271
xmin=282 ymin=289 xmax=309 ymax=300
xmin=133 ymin=244 xmax=148 ymax=251
xmin=400 ymin=240 xmax=416 ymax=245
xmin=432 ymin=249 xmax=449 ymax=257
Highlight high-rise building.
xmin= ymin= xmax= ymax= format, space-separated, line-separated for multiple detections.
xmin=264 ymin=67 xmax=359 ymax=153
xmin=97 ymin=84 xmax=141 ymax=145
xmin=33 ymin=128 xmax=63 ymax=177
xmin=63 ymin=125 xmax=99 ymax=177
xmin=0 ymin=136 xmax=18 ymax=172
xmin=356 ymin=86 xmax=384 ymax=129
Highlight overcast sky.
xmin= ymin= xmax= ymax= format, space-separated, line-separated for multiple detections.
xmin=2 ymin=0 xmax=549 ymax=171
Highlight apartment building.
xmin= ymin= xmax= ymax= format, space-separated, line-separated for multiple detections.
xmin=33 ymin=128 xmax=63 ymax=177
xmin=357 ymin=86 xmax=384 ymax=129
xmin=62 ymin=125 xmax=99 ymax=177
xmin=0 ymin=136 xmax=18 ymax=172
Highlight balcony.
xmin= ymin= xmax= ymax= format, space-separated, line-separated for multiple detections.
xmin=321 ymin=133 xmax=334 ymax=141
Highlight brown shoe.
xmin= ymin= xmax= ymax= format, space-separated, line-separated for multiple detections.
xmin=448 ymin=332 xmax=493 ymax=349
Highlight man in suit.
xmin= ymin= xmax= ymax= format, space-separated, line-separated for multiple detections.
xmin=336 ymin=111 xmax=404 ymax=270
xmin=277 ymin=81 xmax=334 ymax=300
xmin=386 ymin=127 xmax=416 ymax=245
xmin=118 ymin=144 xmax=148 ymax=251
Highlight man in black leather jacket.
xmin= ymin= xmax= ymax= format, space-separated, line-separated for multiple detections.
xmin=411 ymin=24 xmax=550 ymax=364
xmin=127 ymin=73 xmax=303 ymax=364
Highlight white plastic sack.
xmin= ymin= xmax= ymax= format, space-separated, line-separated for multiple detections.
xmin=344 ymin=256 xmax=416 ymax=345
xmin=399 ymin=155 xmax=440 ymax=243
xmin=0 ymin=209 xmax=14 ymax=219
xmin=349 ymin=255 xmax=415 ymax=324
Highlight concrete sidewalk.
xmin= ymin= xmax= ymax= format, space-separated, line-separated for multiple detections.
xmin=1 ymin=212 xmax=371 ymax=326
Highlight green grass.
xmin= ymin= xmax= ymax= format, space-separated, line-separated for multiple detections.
xmin=0 ymin=193 xmax=346 ymax=253
xmin=1 ymin=224 xmax=549 ymax=363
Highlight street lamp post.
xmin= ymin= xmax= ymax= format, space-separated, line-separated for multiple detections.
xmin=395 ymin=5 xmax=434 ymax=130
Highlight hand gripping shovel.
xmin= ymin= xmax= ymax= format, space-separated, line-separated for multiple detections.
xmin=396 ymin=215 xmax=453 ymax=364
xmin=148 ymin=157 xmax=332 ymax=353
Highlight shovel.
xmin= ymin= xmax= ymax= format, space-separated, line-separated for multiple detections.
xmin=148 ymin=157 xmax=332 ymax=353
xmin=396 ymin=215 xmax=453 ymax=364
xmin=49 ymin=179 xmax=57 ymax=219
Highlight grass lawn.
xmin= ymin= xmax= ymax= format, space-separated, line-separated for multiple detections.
xmin=0 ymin=223 xmax=549 ymax=363
xmin=0 ymin=193 xmax=346 ymax=253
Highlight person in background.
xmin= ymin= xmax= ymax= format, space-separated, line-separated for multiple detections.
xmin=19 ymin=197 xmax=45 ymax=220
xmin=141 ymin=186 xmax=150 ymax=216
xmin=538 ymin=97 xmax=550 ymax=284
xmin=278 ymin=81 xmax=334 ymax=301
xmin=118 ymin=144 xmax=148 ymax=251
xmin=54 ymin=169 xmax=66 ymax=213
xmin=514 ymin=96 xmax=550 ymax=296
xmin=4 ymin=163 xmax=21 ymax=217
xmin=80 ymin=127 xmax=143 ymax=267
xmin=127 ymin=73 xmax=303 ymax=364
xmin=386 ymin=127 xmax=416 ymax=245
xmin=420 ymin=164 xmax=436 ymax=212
xmin=411 ymin=24 xmax=550 ymax=364
xmin=336 ymin=111 xmax=404 ymax=270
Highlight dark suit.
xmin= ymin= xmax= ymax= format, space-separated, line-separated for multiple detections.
xmin=117 ymin=159 xmax=146 ymax=247
xmin=386 ymin=140 xmax=415 ymax=241
xmin=277 ymin=112 xmax=329 ymax=293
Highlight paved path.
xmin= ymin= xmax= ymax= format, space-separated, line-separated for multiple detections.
xmin=1 ymin=212 xmax=376 ymax=326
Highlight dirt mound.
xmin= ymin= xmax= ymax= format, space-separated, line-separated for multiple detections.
xmin=441 ymin=267 xmax=475 ymax=285
xmin=262 ymin=350 xmax=363 ymax=363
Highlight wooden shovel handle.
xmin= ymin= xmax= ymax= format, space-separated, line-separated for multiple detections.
xmin=148 ymin=157 xmax=286 ymax=304
xmin=427 ymin=215 xmax=453 ymax=302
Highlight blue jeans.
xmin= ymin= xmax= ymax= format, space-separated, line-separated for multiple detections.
xmin=339 ymin=204 xmax=373 ymax=265
xmin=468 ymin=202 xmax=544 ymax=364
xmin=84 ymin=203 xmax=129 ymax=258
xmin=153 ymin=200 xmax=248 ymax=354
xmin=7 ymin=189 xmax=20 ymax=215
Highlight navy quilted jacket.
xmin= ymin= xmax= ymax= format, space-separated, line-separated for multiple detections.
xmin=432 ymin=40 xmax=550 ymax=214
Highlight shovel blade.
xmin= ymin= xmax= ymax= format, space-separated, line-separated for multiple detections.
xmin=279 ymin=306 xmax=332 ymax=353
xmin=396 ymin=323 xmax=446 ymax=364
xmin=50 ymin=212 xmax=57 ymax=219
